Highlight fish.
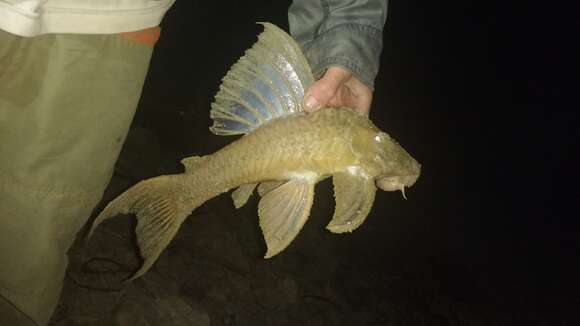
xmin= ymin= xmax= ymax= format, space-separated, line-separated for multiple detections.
xmin=87 ymin=23 xmax=421 ymax=280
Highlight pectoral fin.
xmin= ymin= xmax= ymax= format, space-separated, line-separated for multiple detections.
xmin=327 ymin=170 xmax=377 ymax=233
xmin=258 ymin=179 xmax=315 ymax=258
xmin=231 ymin=183 xmax=257 ymax=208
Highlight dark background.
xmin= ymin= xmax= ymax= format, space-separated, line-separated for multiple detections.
xmin=118 ymin=0 xmax=577 ymax=324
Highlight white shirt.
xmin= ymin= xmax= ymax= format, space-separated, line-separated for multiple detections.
xmin=0 ymin=0 xmax=175 ymax=37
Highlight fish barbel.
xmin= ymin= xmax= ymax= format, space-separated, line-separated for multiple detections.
xmin=88 ymin=23 xmax=421 ymax=280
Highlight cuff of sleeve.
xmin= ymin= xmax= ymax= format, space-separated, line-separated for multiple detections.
xmin=301 ymin=23 xmax=383 ymax=89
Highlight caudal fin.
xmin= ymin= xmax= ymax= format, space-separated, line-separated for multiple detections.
xmin=87 ymin=175 xmax=190 ymax=280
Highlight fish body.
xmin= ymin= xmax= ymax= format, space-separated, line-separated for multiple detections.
xmin=186 ymin=107 xmax=409 ymax=191
xmin=88 ymin=23 xmax=421 ymax=280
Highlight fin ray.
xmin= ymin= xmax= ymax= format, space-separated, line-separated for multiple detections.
xmin=215 ymin=83 xmax=268 ymax=123
xmin=258 ymin=179 xmax=315 ymax=258
xmin=231 ymin=183 xmax=258 ymax=208
xmin=228 ymin=64 xmax=284 ymax=117
xmin=87 ymin=175 xmax=191 ymax=280
xmin=257 ymin=180 xmax=286 ymax=197
xmin=210 ymin=23 xmax=314 ymax=136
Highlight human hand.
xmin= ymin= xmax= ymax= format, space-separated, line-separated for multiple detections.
xmin=303 ymin=66 xmax=373 ymax=116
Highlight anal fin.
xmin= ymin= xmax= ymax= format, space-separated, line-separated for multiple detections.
xmin=231 ymin=183 xmax=257 ymax=208
xmin=327 ymin=169 xmax=377 ymax=233
xmin=258 ymin=179 xmax=315 ymax=258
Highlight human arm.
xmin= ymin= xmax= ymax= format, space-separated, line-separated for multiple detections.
xmin=288 ymin=0 xmax=388 ymax=115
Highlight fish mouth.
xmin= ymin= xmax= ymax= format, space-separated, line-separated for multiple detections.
xmin=376 ymin=175 xmax=419 ymax=199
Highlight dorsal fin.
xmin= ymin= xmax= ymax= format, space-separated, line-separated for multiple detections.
xmin=210 ymin=23 xmax=315 ymax=136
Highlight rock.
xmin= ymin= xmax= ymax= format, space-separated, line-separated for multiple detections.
xmin=204 ymin=283 xmax=229 ymax=302
xmin=252 ymin=286 xmax=281 ymax=310
xmin=251 ymin=277 xmax=299 ymax=311
xmin=112 ymin=284 xmax=159 ymax=326
xmin=137 ymin=270 xmax=180 ymax=298
xmin=278 ymin=278 xmax=299 ymax=305
xmin=156 ymin=296 xmax=210 ymax=326
xmin=152 ymin=247 xmax=196 ymax=287
xmin=112 ymin=282 xmax=210 ymax=326
xmin=113 ymin=300 xmax=152 ymax=326
xmin=180 ymin=259 xmax=229 ymax=303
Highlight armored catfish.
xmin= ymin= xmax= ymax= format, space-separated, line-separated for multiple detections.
xmin=88 ymin=23 xmax=421 ymax=280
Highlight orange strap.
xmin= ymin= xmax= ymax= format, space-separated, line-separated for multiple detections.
xmin=120 ymin=26 xmax=161 ymax=47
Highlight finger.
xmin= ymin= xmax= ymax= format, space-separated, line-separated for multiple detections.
xmin=344 ymin=78 xmax=373 ymax=116
xmin=326 ymin=76 xmax=373 ymax=116
xmin=303 ymin=67 xmax=352 ymax=113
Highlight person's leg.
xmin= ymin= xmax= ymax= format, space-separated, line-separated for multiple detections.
xmin=0 ymin=27 xmax=160 ymax=325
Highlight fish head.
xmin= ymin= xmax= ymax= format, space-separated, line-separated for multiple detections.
xmin=370 ymin=131 xmax=421 ymax=196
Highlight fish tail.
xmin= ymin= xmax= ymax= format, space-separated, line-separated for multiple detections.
xmin=87 ymin=175 xmax=191 ymax=281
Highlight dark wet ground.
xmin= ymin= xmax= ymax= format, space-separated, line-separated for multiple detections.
xmin=52 ymin=201 xmax=574 ymax=326
xmin=51 ymin=136 xmax=571 ymax=326
xmin=47 ymin=123 xmax=574 ymax=326
xmin=49 ymin=1 xmax=577 ymax=325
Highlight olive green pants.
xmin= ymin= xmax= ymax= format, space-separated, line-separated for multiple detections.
xmin=0 ymin=30 xmax=155 ymax=325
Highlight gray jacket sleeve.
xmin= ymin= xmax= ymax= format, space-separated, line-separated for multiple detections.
xmin=288 ymin=0 xmax=388 ymax=89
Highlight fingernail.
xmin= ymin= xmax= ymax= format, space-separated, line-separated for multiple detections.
xmin=304 ymin=95 xmax=319 ymax=111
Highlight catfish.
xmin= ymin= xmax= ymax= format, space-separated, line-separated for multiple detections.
xmin=88 ymin=23 xmax=421 ymax=280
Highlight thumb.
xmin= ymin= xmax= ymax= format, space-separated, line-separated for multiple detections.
xmin=303 ymin=67 xmax=352 ymax=113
